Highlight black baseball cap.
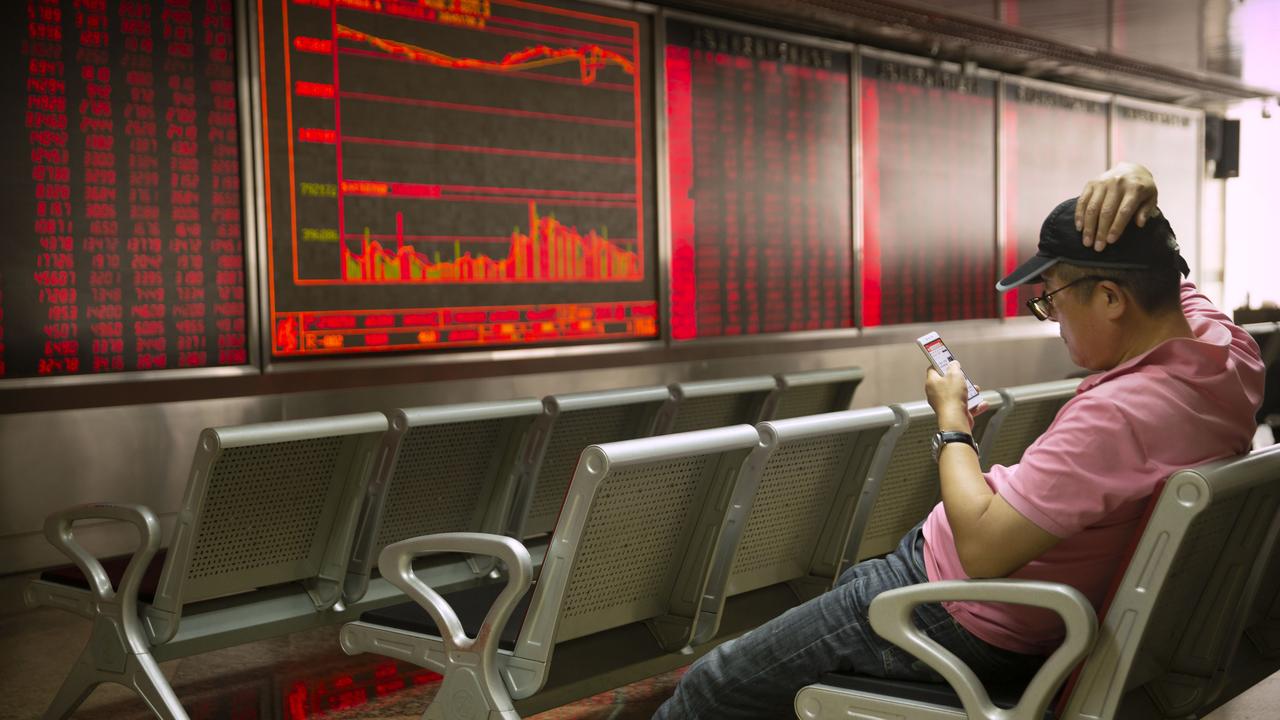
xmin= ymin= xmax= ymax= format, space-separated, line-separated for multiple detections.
xmin=996 ymin=197 xmax=1190 ymax=291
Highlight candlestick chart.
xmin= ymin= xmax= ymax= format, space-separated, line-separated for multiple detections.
xmin=258 ymin=0 xmax=656 ymax=355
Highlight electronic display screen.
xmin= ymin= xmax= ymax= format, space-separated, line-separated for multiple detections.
xmin=665 ymin=20 xmax=852 ymax=339
xmin=0 ymin=0 xmax=247 ymax=379
xmin=1002 ymin=82 xmax=1108 ymax=316
xmin=1114 ymin=102 xmax=1200 ymax=280
xmin=257 ymin=0 xmax=658 ymax=357
xmin=860 ymin=54 xmax=998 ymax=326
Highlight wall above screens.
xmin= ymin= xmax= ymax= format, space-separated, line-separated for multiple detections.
xmin=0 ymin=0 xmax=1206 ymax=388
xmin=664 ymin=16 xmax=854 ymax=340
xmin=256 ymin=0 xmax=659 ymax=358
xmin=1001 ymin=78 xmax=1110 ymax=317
xmin=0 ymin=0 xmax=252 ymax=382
xmin=859 ymin=49 xmax=999 ymax=326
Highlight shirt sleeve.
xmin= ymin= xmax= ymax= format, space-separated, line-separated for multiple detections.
xmin=997 ymin=395 xmax=1144 ymax=539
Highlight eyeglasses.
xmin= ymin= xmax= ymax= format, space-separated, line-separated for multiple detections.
xmin=1026 ymin=276 xmax=1113 ymax=321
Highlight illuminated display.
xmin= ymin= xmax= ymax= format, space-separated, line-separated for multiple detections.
xmin=665 ymin=21 xmax=852 ymax=339
xmin=1002 ymin=83 xmax=1108 ymax=316
xmin=258 ymin=0 xmax=657 ymax=356
xmin=1114 ymin=102 xmax=1200 ymax=279
xmin=860 ymin=54 xmax=998 ymax=326
xmin=0 ymin=0 xmax=247 ymax=379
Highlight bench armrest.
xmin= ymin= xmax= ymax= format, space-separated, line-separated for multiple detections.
xmin=42 ymin=503 xmax=161 ymax=602
xmin=868 ymin=579 xmax=1097 ymax=720
xmin=378 ymin=532 xmax=532 ymax=655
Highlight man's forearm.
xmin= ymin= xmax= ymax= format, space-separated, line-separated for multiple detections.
xmin=936 ymin=407 xmax=997 ymax=576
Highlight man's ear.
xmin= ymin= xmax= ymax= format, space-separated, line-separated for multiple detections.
xmin=1098 ymin=280 xmax=1127 ymax=319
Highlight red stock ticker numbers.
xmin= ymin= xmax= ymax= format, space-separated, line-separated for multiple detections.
xmin=1 ymin=0 xmax=247 ymax=380
xmin=258 ymin=0 xmax=658 ymax=357
xmin=666 ymin=21 xmax=853 ymax=339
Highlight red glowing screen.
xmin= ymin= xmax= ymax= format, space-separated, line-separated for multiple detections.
xmin=860 ymin=54 xmax=998 ymax=326
xmin=665 ymin=21 xmax=852 ymax=339
xmin=0 ymin=0 xmax=247 ymax=379
xmin=258 ymin=0 xmax=658 ymax=356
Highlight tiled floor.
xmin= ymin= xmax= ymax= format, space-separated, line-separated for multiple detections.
xmin=0 ymin=606 xmax=683 ymax=720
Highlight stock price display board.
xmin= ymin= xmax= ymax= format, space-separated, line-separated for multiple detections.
xmin=665 ymin=20 xmax=852 ymax=339
xmin=1114 ymin=101 xmax=1201 ymax=280
xmin=0 ymin=0 xmax=247 ymax=380
xmin=860 ymin=53 xmax=997 ymax=326
xmin=1002 ymin=81 xmax=1108 ymax=316
xmin=259 ymin=0 xmax=658 ymax=357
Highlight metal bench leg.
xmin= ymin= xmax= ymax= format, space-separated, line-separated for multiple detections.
xmin=41 ymin=647 xmax=100 ymax=720
xmin=425 ymin=666 xmax=520 ymax=720
xmin=129 ymin=652 xmax=187 ymax=720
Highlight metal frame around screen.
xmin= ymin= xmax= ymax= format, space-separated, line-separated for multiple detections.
xmin=256 ymin=0 xmax=668 ymax=374
xmin=0 ymin=0 xmax=264 ymax=390
xmin=658 ymin=9 xmax=861 ymax=348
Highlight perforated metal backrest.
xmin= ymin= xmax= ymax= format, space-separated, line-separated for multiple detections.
xmin=660 ymin=376 xmax=779 ymax=434
xmin=724 ymin=408 xmax=903 ymax=597
xmin=980 ymin=379 xmax=1081 ymax=470
xmin=517 ymin=387 xmax=670 ymax=538
xmin=344 ymin=400 xmax=543 ymax=600
xmin=1066 ymin=445 xmax=1280 ymax=720
xmin=771 ymin=367 xmax=865 ymax=420
xmin=152 ymin=413 xmax=388 ymax=617
xmin=514 ymin=425 xmax=760 ymax=659
xmin=854 ymin=395 xmax=1000 ymax=561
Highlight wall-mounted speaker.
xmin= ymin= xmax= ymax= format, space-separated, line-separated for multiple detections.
xmin=1206 ymin=115 xmax=1241 ymax=179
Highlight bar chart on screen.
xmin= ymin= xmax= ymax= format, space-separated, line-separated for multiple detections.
xmin=258 ymin=0 xmax=657 ymax=355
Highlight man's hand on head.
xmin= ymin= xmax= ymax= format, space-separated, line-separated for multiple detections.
xmin=1075 ymin=162 xmax=1160 ymax=252
xmin=924 ymin=361 xmax=986 ymax=432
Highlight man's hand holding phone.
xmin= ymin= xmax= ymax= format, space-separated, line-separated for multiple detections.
xmin=925 ymin=361 xmax=988 ymax=432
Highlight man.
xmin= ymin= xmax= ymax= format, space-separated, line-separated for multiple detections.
xmin=653 ymin=163 xmax=1264 ymax=719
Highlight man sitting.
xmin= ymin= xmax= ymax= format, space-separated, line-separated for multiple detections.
xmin=653 ymin=164 xmax=1264 ymax=719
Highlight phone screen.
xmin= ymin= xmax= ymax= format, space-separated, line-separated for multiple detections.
xmin=922 ymin=336 xmax=981 ymax=406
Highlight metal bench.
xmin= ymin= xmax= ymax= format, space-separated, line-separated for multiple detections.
xmin=795 ymin=443 xmax=1280 ymax=720
xmin=852 ymin=393 xmax=1003 ymax=562
xmin=980 ymin=379 xmax=1082 ymax=471
xmin=769 ymin=367 xmax=866 ymax=420
xmin=343 ymin=400 xmax=545 ymax=605
xmin=339 ymin=425 xmax=762 ymax=719
xmin=25 ymin=413 xmax=388 ymax=720
xmin=510 ymin=386 xmax=671 ymax=539
xmin=691 ymin=407 xmax=907 ymax=646
xmin=656 ymin=375 xmax=779 ymax=434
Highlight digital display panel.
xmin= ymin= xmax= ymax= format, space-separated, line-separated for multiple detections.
xmin=258 ymin=0 xmax=658 ymax=357
xmin=1114 ymin=102 xmax=1200 ymax=280
xmin=860 ymin=53 xmax=998 ymax=326
xmin=1002 ymin=82 xmax=1108 ymax=316
xmin=665 ymin=20 xmax=852 ymax=339
xmin=0 ymin=0 xmax=248 ymax=380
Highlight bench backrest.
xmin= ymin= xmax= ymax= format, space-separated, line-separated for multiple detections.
xmin=769 ymin=367 xmax=865 ymax=420
xmin=1064 ymin=444 xmax=1280 ymax=719
xmin=657 ymin=376 xmax=779 ymax=434
xmin=145 ymin=413 xmax=388 ymax=643
xmin=852 ymin=393 xmax=1001 ymax=562
xmin=511 ymin=425 xmax=760 ymax=679
xmin=512 ymin=386 xmax=671 ymax=539
xmin=344 ymin=400 xmax=543 ymax=601
xmin=980 ymin=379 xmax=1081 ymax=470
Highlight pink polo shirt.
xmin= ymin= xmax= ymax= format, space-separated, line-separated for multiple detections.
xmin=922 ymin=281 xmax=1264 ymax=655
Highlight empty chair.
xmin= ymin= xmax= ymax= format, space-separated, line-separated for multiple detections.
xmin=344 ymin=399 xmax=544 ymax=604
xmin=26 ymin=413 xmax=388 ymax=720
xmin=795 ymin=443 xmax=1280 ymax=720
xmin=510 ymin=385 xmax=671 ymax=539
xmin=691 ymin=406 xmax=907 ymax=645
xmin=339 ymin=425 xmax=762 ymax=719
xmin=769 ymin=367 xmax=866 ymax=420
xmin=852 ymin=393 xmax=1002 ymax=562
xmin=979 ymin=379 xmax=1082 ymax=471
xmin=656 ymin=375 xmax=779 ymax=434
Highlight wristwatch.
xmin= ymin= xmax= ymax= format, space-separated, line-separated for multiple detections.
xmin=931 ymin=431 xmax=978 ymax=463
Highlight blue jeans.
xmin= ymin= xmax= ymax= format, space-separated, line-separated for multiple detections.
xmin=654 ymin=524 xmax=1044 ymax=719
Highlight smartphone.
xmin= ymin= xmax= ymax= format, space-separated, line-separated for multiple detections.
xmin=916 ymin=331 xmax=982 ymax=411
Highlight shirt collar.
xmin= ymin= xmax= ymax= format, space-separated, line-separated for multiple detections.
xmin=1077 ymin=315 xmax=1232 ymax=393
